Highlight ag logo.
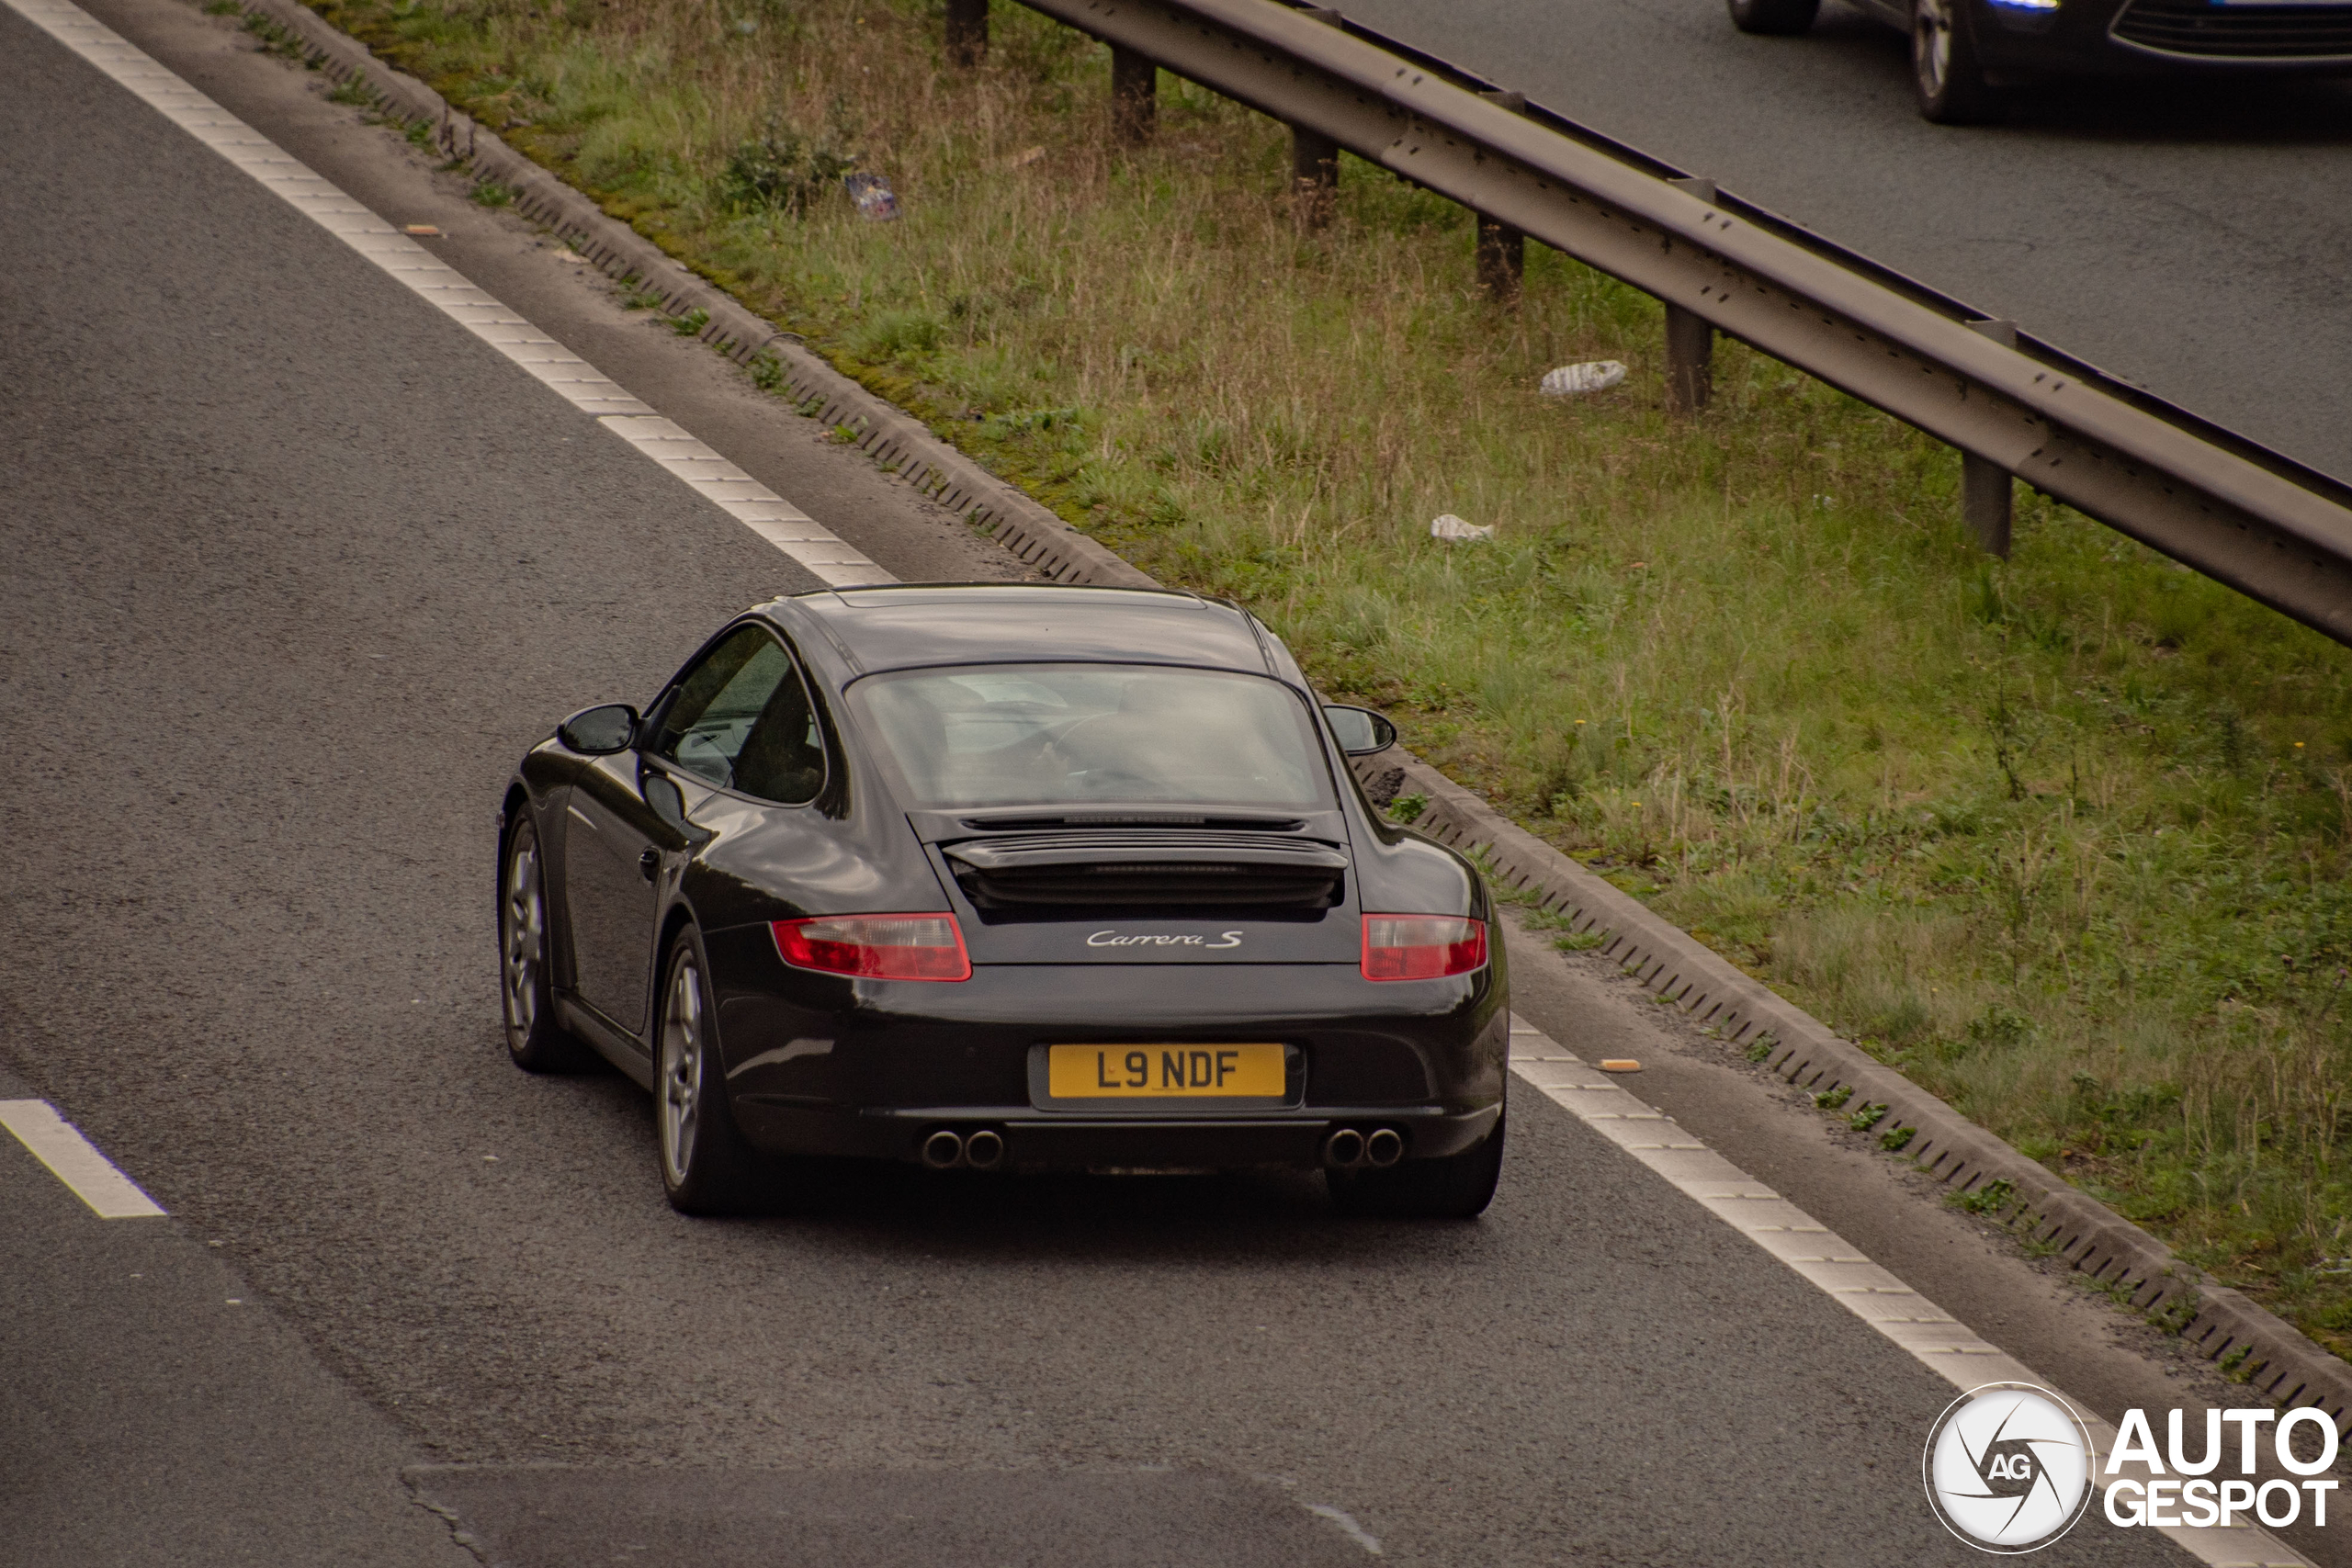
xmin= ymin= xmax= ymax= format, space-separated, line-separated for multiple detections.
xmin=1923 ymin=1382 xmax=2095 ymax=1553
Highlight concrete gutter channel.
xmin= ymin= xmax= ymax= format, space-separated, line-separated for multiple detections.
xmin=228 ymin=0 xmax=2352 ymax=1441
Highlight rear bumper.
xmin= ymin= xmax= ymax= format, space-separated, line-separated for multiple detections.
xmin=703 ymin=934 xmax=1510 ymax=1168
xmin=732 ymin=1099 xmax=1503 ymax=1169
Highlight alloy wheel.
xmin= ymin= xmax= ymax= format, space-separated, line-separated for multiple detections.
xmin=659 ymin=952 xmax=706 ymax=1186
xmin=502 ymin=837 xmax=544 ymax=1040
xmin=1914 ymin=0 xmax=1954 ymax=98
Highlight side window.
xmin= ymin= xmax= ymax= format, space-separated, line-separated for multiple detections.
xmin=731 ymin=660 xmax=825 ymax=805
xmin=649 ymin=626 xmax=825 ymax=804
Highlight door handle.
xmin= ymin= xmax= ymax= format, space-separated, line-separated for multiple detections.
xmin=639 ymin=848 xmax=661 ymax=882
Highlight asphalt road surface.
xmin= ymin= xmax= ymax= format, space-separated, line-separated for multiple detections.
xmin=0 ymin=1 xmax=2327 ymax=1564
xmin=1340 ymin=0 xmax=2352 ymax=487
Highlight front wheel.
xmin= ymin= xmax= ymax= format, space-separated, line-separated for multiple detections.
xmin=1728 ymin=0 xmax=1820 ymax=36
xmin=1912 ymin=0 xmax=1995 ymax=123
xmin=655 ymin=931 xmax=755 ymax=1214
xmin=1330 ymin=1113 xmax=1506 ymax=1219
xmin=502 ymin=818 xmax=589 ymax=1073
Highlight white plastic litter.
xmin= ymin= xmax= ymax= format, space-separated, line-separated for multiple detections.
xmin=1429 ymin=513 xmax=1495 ymax=542
xmin=1540 ymin=359 xmax=1627 ymax=396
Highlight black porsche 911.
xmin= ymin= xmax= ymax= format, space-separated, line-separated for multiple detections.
xmin=495 ymin=584 xmax=1508 ymax=1217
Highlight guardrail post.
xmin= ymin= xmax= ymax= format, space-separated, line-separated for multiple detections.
xmin=1664 ymin=178 xmax=1715 ymax=413
xmin=1665 ymin=305 xmax=1713 ymax=414
xmin=1964 ymin=453 xmax=2012 ymax=559
xmin=1476 ymin=218 xmax=1523 ymax=303
xmin=1963 ymin=318 xmax=2018 ymax=558
xmin=1474 ymin=89 xmax=1527 ymax=303
xmin=1111 ymin=45 xmax=1157 ymax=144
xmin=944 ymin=0 xmax=987 ymax=66
xmin=1292 ymin=127 xmax=1339 ymax=228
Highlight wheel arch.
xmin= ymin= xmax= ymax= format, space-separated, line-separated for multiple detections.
xmin=496 ymin=781 xmax=532 ymax=910
xmin=657 ymin=900 xmax=702 ymax=979
xmin=497 ymin=781 xmax=531 ymax=868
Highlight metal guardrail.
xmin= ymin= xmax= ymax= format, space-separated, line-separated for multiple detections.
xmin=1016 ymin=0 xmax=2352 ymax=647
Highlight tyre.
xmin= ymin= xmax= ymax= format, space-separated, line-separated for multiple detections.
xmin=654 ymin=930 xmax=756 ymax=1215
xmin=1912 ymin=0 xmax=1995 ymax=123
xmin=501 ymin=817 xmax=589 ymax=1073
xmin=1330 ymin=1112 xmax=1506 ymax=1219
xmin=1728 ymin=0 xmax=1819 ymax=36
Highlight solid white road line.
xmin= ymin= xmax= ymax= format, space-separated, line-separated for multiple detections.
xmin=3 ymin=0 xmax=892 ymax=590
xmin=1508 ymin=1018 xmax=2308 ymax=1568
xmin=0 ymin=1100 xmax=167 ymax=1219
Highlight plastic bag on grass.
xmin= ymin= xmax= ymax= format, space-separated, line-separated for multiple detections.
xmin=1430 ymin=513 xmax=1495 ymax=542
xmin=1540 ymin=360 xmax=1626 ymax=396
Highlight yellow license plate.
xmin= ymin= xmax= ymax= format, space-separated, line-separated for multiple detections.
xmin=1048 ymin=1043 xmax=1286 ymax=1099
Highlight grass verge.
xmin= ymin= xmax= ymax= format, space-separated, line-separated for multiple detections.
xmin=289 ymin=0 xmax=2352 ymax=1354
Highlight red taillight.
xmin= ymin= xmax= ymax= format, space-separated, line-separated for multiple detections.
xmin=1361 ymin=914 xmax=1487 ymax=981
xmin=772 ymin=912 xmax=971 ymax=982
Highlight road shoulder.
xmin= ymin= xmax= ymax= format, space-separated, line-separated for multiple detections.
xmin=0 ymin=1063 xmax=474 ymax=1567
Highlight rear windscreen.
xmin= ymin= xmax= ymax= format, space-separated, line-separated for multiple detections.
xmin=850 ymin=665 xmax=1330 ymax=809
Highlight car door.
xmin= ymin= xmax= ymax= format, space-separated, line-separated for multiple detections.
xmin=561 ymin=753 xmax=667 ymax=1037
xmin=563 ymin=624 xmax=824 ymax=1036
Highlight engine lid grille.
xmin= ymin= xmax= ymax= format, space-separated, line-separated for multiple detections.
xmin=943 ymin=831 xmax=1349 ymax=910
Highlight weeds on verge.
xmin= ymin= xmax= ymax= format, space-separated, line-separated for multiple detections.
xmin=1950 ymin=1177 xmax=2018 ymax=1216
xmin=297 ymin=0 xmax=2352 ymax=1359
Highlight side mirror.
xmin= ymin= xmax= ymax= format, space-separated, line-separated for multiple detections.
xmin=1323 ymin=705 xmax=1397 ymax=756
xmin=557 ymin=704 xmax=639 ymax=755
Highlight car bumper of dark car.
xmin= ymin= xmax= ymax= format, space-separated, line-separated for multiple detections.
xmin=1971 ymin=0 xmax=2352 ymax=73
xmin=730 ymin=1100 xmax=1505 ymax=1170
xmin=703 ymin=931 xmax=1510 ymax=1169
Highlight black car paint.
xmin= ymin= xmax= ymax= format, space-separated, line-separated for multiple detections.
xmin=500 ymin=585 xmax=1506 ymax=1169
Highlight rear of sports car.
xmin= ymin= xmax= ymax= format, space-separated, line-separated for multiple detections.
xmin=704 ymin=657 xmax=1510 ymax=1213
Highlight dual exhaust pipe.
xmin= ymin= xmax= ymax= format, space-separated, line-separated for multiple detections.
xmin=928 ymin=1124 xmax=1396 ymax=1171
xmin=921 ymin=1127 xmax=1004 ymax=1171
xmin=1324 ymin=1126 xmax=1404 ymax=1169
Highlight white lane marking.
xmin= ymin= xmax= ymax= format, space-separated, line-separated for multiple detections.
xmin=3 ymin=0 xmax=891 ymax=590
xmin=0 ymin=1100 xmax=167 ymax=1218
xmin=1508 ymin=1017 xmax=2311 ymax=1568
xmin=1304 ymin=1503 xmax=1383 ymax=1556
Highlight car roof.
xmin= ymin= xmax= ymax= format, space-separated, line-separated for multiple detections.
xmin=772 ymin=584 xmax=1282 ymax=680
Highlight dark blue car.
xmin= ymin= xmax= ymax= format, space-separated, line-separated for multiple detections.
xmin=1730 ymin=0 xmax=2352 ymax=120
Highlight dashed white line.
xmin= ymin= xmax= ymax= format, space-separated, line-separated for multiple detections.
xmin=3 ymin=0 xmax=892 ymax=591
xmin=0 ymin=1100 xmax=166 ymax=1219
xmin=1507 ymin=1017 xmax=2311 ymax=1568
